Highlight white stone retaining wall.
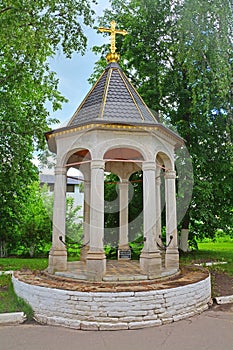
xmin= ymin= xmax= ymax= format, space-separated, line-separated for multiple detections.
xmin=12 ymin=275 xmax=211 ymax=330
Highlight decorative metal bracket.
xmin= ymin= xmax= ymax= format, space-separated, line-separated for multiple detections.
xmin=157 ymin=235 xmax=173 ymax=250
xmin=59 ymin=236 xmax=89 ymax=249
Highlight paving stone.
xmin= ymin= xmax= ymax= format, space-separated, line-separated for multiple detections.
xmin=81 ymin=321 xmax=99 ymax=331
xmin=0 ymin=312 xmax=26 ymax=325
xmin=99 ymin=322 xmax=128 ymax=331
xmin=215 ymin=295 xmax=233 ymax=304
xmin=129 ymin=320 xmax=162 ymax=329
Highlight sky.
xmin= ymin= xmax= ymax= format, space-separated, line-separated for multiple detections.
xmin=39 ymin=1 xmax=110 ymax=174
xmin=48 ymin=0 xmax=110 ymax=128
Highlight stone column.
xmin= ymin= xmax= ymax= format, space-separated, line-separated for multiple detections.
xmin=86 ymin=160 xmax=106 ymax=281
xmin=140 ymin=162 xmax=161 ymax=277
xmin=155 ymin=171 xmax=165 ymax=265
xmin=118 ymin=179 xmax=130 ymax=259
xmin=155 ymin=170 xmax=162 ymax=243
xmin=48 ymin=166 xmax=67 ymax=273
xmin=164 ymin=170 xmax=179 ymax=271
xmin=80 ymin=168 xmax=90 ymax=261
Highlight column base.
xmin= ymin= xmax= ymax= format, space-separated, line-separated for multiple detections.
xmin=86 ymin=251 xmax=106 ymax=281
xmin=80 ymin=245 xmax=89 ymax=262
xmin=140 ymin=251 xmax=162 ymax=278
xmin=165 ymin=248 xmax=179 ymax=270
xmin=48 ymin=247 xmax=67 ymax=274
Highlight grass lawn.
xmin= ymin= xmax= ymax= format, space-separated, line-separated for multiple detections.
xmin=0 ymin=257 xmax=48 ymax=271
xmin=0 ymin=258 xmax=48 ymax=318
xmin=0 ymin=274 xmax=33 ymax=319
xmin=180 ymin=242 xmax=233 ymax=275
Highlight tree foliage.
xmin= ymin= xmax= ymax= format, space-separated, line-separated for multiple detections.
xmin=19 ymin=182 xmax=52 ymax=257
xmin=104 ymin=172 xmax=143 ymax=246
xmin=0 ymin=0 xmax=96 ymax=244
xmin=104 ymin=173 xmax=120 ymax=246
xmin=3 ymin=182 xmax=83 ymax=257
xmin=93 ymin=0 xmax=233 ymax=238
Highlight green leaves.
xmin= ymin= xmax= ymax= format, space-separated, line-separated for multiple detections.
xmin=93 ymin=0 xmax=233 ymax=237
xmin=0 ymin=0 xmax=96 ymax=244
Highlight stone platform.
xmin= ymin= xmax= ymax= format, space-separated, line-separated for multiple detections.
xmin=55 ymin=260 xmax=178 ymax=281
xmin=12 ymin=262 xmax=212 ymax=331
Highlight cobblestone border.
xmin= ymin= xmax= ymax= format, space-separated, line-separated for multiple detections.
xmin=12 ymin=273 xmax=212 ymax=330
xmin=215 ymin=295 xmax=233 ymax=304
xmin=0 ymin=312 xmax=26 ymax=325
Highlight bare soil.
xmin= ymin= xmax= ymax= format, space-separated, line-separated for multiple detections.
xmin=210 ymin=271 xmax=233 ymax=297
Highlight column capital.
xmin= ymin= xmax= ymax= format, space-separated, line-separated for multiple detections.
xmin=91 ymin=159 xmax=105 ymax=170
xmin=142 ymin=161 xmax=156 ymax=172
xmin=120 ymin=179 xmax=128 ymax=184
xmin=164 ymin=170 xmax=176 ymax=179
xmin=54 ymin=166 xmax=67 ymax=176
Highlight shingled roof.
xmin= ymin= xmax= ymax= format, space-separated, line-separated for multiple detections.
xmin=67 ymin=62 xmax=158 ymax=127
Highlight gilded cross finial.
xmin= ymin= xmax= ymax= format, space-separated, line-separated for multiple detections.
xmin=98 ymin=20 xmax=128 ymax=63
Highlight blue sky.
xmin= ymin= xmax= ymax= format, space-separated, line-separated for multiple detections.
xmin=49 ymin=0 xmax=110 ymax=128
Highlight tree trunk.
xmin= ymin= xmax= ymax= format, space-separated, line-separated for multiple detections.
xmin=29 ymin=244 xmax=35 ymax=258
xmin=179 ymin=229 xmax=190 ymax=252
xmin=179 ymin=211 xmax=190 ymax=252
xmin=0 ymin=241 xmax=7 ymax=257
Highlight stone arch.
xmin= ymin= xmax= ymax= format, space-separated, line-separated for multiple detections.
xmin=94 ymin=138 xmax=149 ymax=161
xmin=104 ymin=147 xmax=143 ymax=181
xmin=155 ymin=151 xmax=173 ymax=171
xmin=104 ymin=147 xmax=144 ymax=161
xmin=62 ymin=148 xmax=92 ymax=169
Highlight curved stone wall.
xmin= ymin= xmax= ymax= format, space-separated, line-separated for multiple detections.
xmin=12 ymin=273 xmax=211 ymax=330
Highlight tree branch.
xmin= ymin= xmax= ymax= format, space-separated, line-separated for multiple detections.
xmin=0 ymin=7 xmax=12 ymax=15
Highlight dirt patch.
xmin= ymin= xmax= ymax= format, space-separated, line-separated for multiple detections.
xmin=210 ymin=271 xmax=233 ymax=297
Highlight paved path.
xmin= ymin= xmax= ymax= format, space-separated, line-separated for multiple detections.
xmin=0 ymin=304 xmax=232 ymax=350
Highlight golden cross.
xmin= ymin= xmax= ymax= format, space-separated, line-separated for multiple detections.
xmin=98 ymin=20 xmax=127 ymax=54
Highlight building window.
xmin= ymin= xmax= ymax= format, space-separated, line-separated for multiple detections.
xmin=66 ymin=184 xmax=75 ymax=193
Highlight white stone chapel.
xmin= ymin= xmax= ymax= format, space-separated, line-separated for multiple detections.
xmin=45 ymin=21 xmax=184 ymax=281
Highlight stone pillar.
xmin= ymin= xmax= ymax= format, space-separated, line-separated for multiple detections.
xmin=140 ymin=162 xmax=161 ymax=277
xmin=118 ymin=179 xmax=130 ymax=259
xmin=155 ymin=171 xmax=165 ymax=265
xmin=155 ymin=171 xmax=162 ymax=243
xmin=164 ymin=170 xmax=179 ymax=271
xmin=86 ymin=160 xmax=106 ymax=281
xmin=80 ymin=170 xmax=90 ymax=261
xmin=48 ymin=166 xmax=67 ymax=273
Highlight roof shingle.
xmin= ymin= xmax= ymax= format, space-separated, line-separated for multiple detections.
xmin=67 ymin=62 xmax=158 ymax=127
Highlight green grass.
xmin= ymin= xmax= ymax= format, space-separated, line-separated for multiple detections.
xmin=0 ymin=257 xmax=48 ymax=271
xmin=180 ymin=242 xmax=233 ymax=275
xmin=0 ymin=257 xmax=47 ymax=319
xmin=0 ymin=274 xmax=33 ymax=319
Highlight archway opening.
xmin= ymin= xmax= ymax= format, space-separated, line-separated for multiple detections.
xmin=103 ymin=147 xmax=144 ymax=260
xmin=65 ymin=149 xmax=92 ymax=260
